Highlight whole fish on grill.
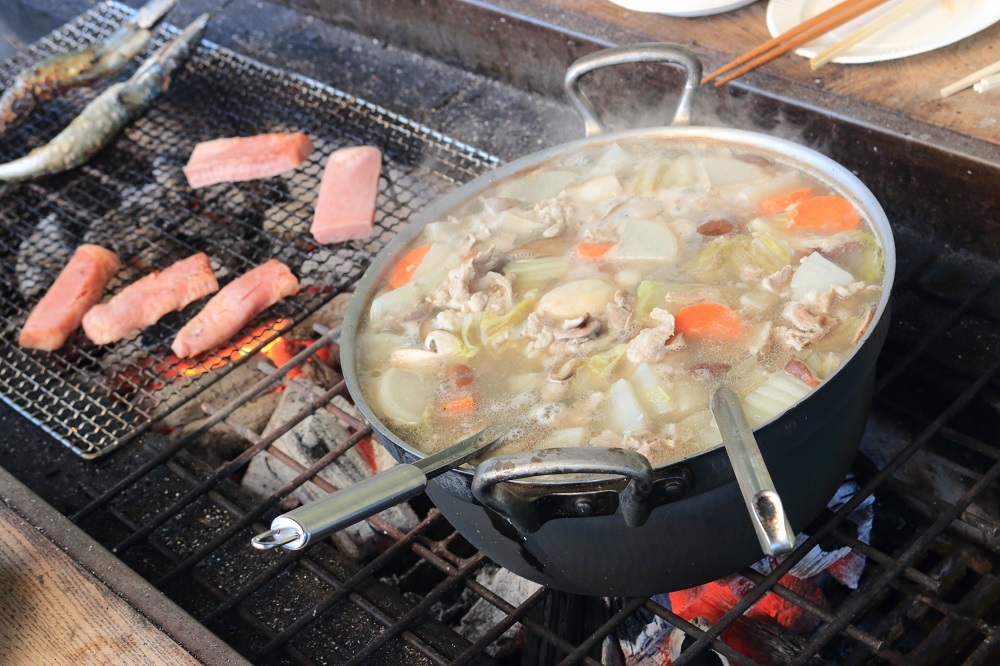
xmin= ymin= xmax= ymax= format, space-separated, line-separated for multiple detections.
xmin=0 ymin=0 xmax=178 ymax=134
xmin=0 ymin=13 xmax=209 ymax=182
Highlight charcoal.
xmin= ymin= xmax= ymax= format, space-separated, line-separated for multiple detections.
xmin=457 ymin=564 xmax=541 ymax=657
xmin=16 ymin=212 xmax=72 ymax=300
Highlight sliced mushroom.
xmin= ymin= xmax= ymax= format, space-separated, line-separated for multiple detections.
xmin=549 ymin=358 xmax=583 ymax=382
xmin=553 ymin=318 xmax=602 ymax=340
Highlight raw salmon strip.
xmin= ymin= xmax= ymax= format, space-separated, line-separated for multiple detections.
xmin=82 ymin=253 xmax=219 ymax=345
xmin=171 ymin=259 xmax=299 ymax=358
xmin=312 ymin=145 xmax=381 ymax=244
xmin=19 ymin=244 xmax=121 ymax=351
xmin=183 ymin=132 xmax=313 ymax=189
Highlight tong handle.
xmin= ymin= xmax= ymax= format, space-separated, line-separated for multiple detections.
xmin=251 ymin=464 xmax=427 ymax=550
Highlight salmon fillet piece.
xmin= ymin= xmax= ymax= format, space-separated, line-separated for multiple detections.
xmin=312 ymin=145 xmax=381 ymax=244
xmin=19 ymin=244 xmax=121 ymax=351
xmin=82 ymin=253 xmax=219 ymax=345
xmin=171 ymin=259 xmax=299 ymax=358
xmin=183 ymin=132 xmax=313 ymax=189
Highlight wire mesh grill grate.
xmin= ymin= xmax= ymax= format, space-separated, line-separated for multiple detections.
xmin=0 ymin=2 xmax=499 ymax=459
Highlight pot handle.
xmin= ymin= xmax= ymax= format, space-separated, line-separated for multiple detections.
xmin=471 ymin=447 xmax=654 ymax=535
xmin=563 ymin=43 xmax=702 ymax=137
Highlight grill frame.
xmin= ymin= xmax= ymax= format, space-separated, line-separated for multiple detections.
xmin=1 ymin=2 xmax=1000 ymax=665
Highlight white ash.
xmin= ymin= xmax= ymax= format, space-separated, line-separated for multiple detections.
xmin=290 ymin=292 xmax=353 ymax=339
xmin=457 ymin=564 xmax=541 ymax=657
xmin=160 ymin=363 xmax=285 ymax=431
xmin=16 ymin=213 xmax=72 ymax=300
xmin=241 ymin=383 xmax=418 ymax=560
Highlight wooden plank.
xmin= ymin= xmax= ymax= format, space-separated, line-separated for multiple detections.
xmin=0 ymin=500 xmax=202 ymax=666
xmin=534 ymin=0 xmax=1000 ymax=147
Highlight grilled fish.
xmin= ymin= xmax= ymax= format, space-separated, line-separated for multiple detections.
xmin=0 ymin=0 xmax=178 ymax=133
xmin=0 ymin=13 xmax=209 ymax=182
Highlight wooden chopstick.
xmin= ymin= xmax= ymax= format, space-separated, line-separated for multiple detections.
xmin=810 ymin=0 xmax=934 ymax=70
xmin=702 ymin=0 xmax=894 ymax=86
xmin=941 ymin=58 xmax=1000 ymax=97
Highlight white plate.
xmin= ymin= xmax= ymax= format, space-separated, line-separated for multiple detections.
xmin=607 ymin=0 xmax=759 ymax=18
xmin=767 ymin=0 xmax=1000 ymax=64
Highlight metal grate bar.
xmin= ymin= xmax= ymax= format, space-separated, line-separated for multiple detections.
xmin=556 ymin=597 xmax=645 ymax=666
xmin=450 ymin=586 xmax=551 ymax=666
xmin=738 ymin=567 xmax=882 ymax=651
xmin=82 ymin=480 xmax=322 ymax=665
xmin=876 ymin=272 xmax=1000 ymax=393
xmin=70 ymin=325 xmax=338 ymax=522
xmin=153 ymin=408 xmax=370 ymax=587
xmin=830 ymin=528 xmax=942 ymax=593
xmin=793 ymin=454 xmax=1000 ymax=663
xmin=113 ymin=378 xmax=352 ymax=554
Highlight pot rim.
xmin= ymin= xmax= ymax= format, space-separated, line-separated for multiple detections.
xmin=340 ymin=125 xmax=897 ymax=480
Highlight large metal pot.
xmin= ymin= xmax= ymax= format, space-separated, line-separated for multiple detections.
xmin=340 ymin=44 xmax=896 ymax=596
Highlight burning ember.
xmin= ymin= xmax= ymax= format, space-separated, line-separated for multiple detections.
xmin=145 ymin=318 xmax=311 ymax=387
xmin=619 ymin=480 xmax=874 ymax=665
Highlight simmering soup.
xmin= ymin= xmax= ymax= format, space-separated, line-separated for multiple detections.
xmin=355 ymin=138 xmax=885 ymax=465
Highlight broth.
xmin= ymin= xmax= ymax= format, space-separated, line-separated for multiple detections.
xmin=355 ymin=137 xmax=885 ymax=465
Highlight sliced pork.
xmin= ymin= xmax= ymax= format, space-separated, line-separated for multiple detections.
xmin=171 ymin=259 xmax=299 ymax=358
xmin=183 ymin=132 xmax=313 ymax=189
xmin=19 ymin=244 xmax=121 ymax=351
xmin=312 ymin=145 xmax=381 ymax=244
xmin=82 ymin=253 xmax=219 ymax=345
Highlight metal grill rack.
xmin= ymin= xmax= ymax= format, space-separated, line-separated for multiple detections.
xmin=0 ymin=2 xmax=498 ymax=458
xmin=2 ymin=3 xmax=1000 ymax=666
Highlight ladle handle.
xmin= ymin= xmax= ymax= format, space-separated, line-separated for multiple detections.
xmin=563 ymin=43 xmax=702 ymax=136
xmin=711 ymin=386 xmax=796 ymax=557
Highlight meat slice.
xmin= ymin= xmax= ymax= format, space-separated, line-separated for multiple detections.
xmin=19 ymin=244 xmax=121 ymax=351
xmin=171 ymin=260 xmax=299 ymax=358
xmin=183 ymin=132 xmax=313 ymax=189
xmin=312 ymin=145 xmax=381 ymax=244
xmin=82 ymin=253 xmax=219 ymax=345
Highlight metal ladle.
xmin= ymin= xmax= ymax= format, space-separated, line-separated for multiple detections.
xmin=711 ymin=386 xmax=795 ymax=557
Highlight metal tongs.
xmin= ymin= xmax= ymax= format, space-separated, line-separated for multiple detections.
xmin=711 ymin=386 xmax=796 ymax=557
xmin=251 ymin=424 xmax=506 ymax=551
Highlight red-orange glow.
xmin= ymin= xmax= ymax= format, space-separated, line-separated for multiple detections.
xmin=355 ymin=437 xmax=378 ymax=473
xmin=143 ymin=319 xmax=307 ymax=388
xmin=667 ymin=573 xmax=825 ymax=664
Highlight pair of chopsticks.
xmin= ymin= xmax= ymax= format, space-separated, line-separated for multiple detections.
xmin=941 ymin=59 xmax=1000 ymax=97
xmin=703 ymin=0 xmax=907 ymax=86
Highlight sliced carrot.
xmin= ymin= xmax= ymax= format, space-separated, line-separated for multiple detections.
xmin=576 ymin=242 xmax=614 ymax=260
xmin=787 ymin=196 xmax=859 ymax=233
xmin=758 ymin=187 xmax=814 ymax=215
xmin=674 ymin=303 xmax=745 ymax=342
xmin=389 ymin=243 xmax=431 ymax=289
xmin=439 ymin=396 xmax=474 ymax=417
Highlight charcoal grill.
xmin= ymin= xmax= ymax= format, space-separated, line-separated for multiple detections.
xmin=2 ymin=1 xmax=1000 ymax=665
xmin=0 ymin=1 xmax=497 ymax=458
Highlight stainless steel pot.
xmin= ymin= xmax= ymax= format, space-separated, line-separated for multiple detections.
xmin=339 ymin=44 xmax=896 ymax=596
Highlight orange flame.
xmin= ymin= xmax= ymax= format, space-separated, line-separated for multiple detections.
xmin=132 ymin=318 xmax=311 ymax=391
